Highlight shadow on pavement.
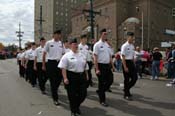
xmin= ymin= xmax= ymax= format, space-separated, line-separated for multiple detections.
xmin=82 ymin=106 xmax=114 ymax=116
xmin=87 ymin=90 xmax=164 ymax=116
xmin=108 ymin=99 xmax=164 ymax=116
xmin=135 ymin=94 xmax=175 ymax=110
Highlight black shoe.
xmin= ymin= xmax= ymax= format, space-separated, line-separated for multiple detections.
xmin=41 ymin=91 xmax=46 ymax=95
xmin=71 ymin=112 xmax=79 ymax=116
xmin=77 ymin=109 xmax=81 ymax=115
xmin=124 ymin=96 xmax=133 ymax=101
xmin=89 ymin=82 xmax=94 ymax=87
xmin=54 ymin=101 xmax=60 ymax=106
xmin=107 ymin=89 xmax=112 ymax=92
xmin=100 ymin=102 xmax=109 ymax=107
xmin=96 ymin=90 xmax=99 ymax=94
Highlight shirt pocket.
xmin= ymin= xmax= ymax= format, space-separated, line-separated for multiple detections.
xmin=99 ymin=46 xmax=105 ymax=52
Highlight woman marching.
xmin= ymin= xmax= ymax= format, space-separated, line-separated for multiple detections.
xmin=58 ymin=38 xmax=89 ymax=116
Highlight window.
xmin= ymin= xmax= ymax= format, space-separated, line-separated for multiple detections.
xmin=60 ymin=2 xmax=64 ymax=6
xmin=172 ymin=8 xmax=175 ymax=17
xmin=105 ymin=7 xmax=108 ymax=13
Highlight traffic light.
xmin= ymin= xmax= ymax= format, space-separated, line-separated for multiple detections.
xmin=172 ymin=8 xmax=175 ymax=17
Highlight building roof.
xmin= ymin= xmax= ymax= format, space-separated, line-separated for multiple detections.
xmin=124 ymin=17 xmax=140 ymax=24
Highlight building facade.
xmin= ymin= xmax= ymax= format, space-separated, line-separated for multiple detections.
xmin=71 ymin=0 xmax=175 ymax=51
xmin=34 ymin=0 xmax=86 ymax=42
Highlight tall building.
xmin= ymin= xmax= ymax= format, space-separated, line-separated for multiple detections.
xmin=34 ymin=0 xmax=87 ymax=42
xmin=71 ymin=0 xmax=175 ymax=50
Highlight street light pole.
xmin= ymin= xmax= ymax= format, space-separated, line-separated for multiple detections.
xmin=136 ymin=6 xmax=144 ymax=49
xmin=141 ymin=11 xmax=144 ymax=49
xmin=90 ymin=0 xmax=94 ymax=40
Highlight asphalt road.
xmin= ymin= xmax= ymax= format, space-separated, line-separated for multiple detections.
xmin=0 ymin=59 xmax=174 ymax=116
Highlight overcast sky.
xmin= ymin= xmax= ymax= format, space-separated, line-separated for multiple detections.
xmin=0 ymin=0 xmax=34 ymax=47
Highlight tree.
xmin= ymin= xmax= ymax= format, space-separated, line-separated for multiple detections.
xmin=0 ymin=42 xmax=4 ymax=51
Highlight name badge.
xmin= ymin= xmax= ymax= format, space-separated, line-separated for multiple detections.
xmin=50 ymin=45 xmax=54 ymax=47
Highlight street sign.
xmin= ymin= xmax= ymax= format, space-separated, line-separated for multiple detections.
xmin=165 ymin=29 xmax=175 ymax=36
xmin=161 ymin=42 xmax=172 ymax=47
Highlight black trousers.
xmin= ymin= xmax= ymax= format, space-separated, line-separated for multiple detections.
xmin=96 ymin=63 xmax=113 ymax=103
xmin=18 ymin=60 xmax=25 ymax=78
xmin=36 ymin=62 xmax=48 ymax=92
xmin=87 ymin=61 xmax=93 ymax=87
xmin=122 ymin=60 xmax=138 ymax=96
xmin=65 ymin=71 xmax=87 ymax=113
xmin=47 ymin=60 xmax=62 ymax=101
xmin=27 ymin=60 xmax=37 ymax=86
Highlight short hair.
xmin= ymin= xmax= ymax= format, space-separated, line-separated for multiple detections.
xmin=53 ymin=30 xmax=61 ymax=34
xmin=100 ymin=28 xmax=107 ymax=34
xmin=40 ymin=37 xmax=45 ymax=41
xmin=69 ymin=38 xmax=77 ymax=44
xmin=31 ymin=42 xmax=36 ymax=46
xmin=80 ymin=34 xmax=87 ymax=39
xmin=63 ymin=39 xmax=68 ymax=43
xmin=127 ymin=32 xmax=134 ymax=36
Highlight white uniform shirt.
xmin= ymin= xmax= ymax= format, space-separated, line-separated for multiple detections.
xmin=87 ymin=50 xmax=93 ymax=62
xmin=25 ymin=49 xmax=36 ymax=60
xmin=34 ymin=46 xmax=47 ymax=63
xmin=17 ymin=53 xmax=22 ymax=60
xmin=21 ymin=51 xmax=26 ymax=59
xmin=121 ymin=41 xmax=135 ymax=60
xmin=93 ymin=39 xmax=111 ymax=64
xmin=58 ymin=50 xmax=89 ymax=73
xmin=134 ymin=51 xmax=142 ymax=61
xmin=65 ymin=48 xmax=71 ymax=53
xmin=78 ymin=43 xmax=91 ymax=61
xmin=44 ymin=39 xmax=65 ymax=60
xmin=106 ymin=44 xmax=114 ymax=56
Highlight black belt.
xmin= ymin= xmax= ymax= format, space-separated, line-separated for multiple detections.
xmin=48 ymin=59 xmax=60 ymax=62
xmin=98 ymin=63 xmax=110 ymax=66
xmin=67 ymin=71 xmax=85 ymax=75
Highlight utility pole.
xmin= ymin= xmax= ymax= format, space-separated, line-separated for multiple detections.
xmin=16 ymin=22 xmax=24 ymax=49
xmin=90 ymin=0 xmax=94 ymax=40
xmin=83 ymin=0 xmax=101 ymax=40
xmin=36 ymin=5 xmax=45 ymax=38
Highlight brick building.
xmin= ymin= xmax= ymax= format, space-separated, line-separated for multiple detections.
xmin=71 ymin=0 xmax=175 ymax=51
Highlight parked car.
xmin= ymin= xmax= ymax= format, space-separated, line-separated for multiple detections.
xmin=0 ymin=51 xmax=6 ymax=60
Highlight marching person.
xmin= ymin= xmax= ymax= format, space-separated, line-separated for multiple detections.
xmin=64 ymin=39 xmax=71 ymax=53
xmin=78 ymin=34 xmax=93 ymax=87
xmin=22 ymin=45 xmax=31 ymax=81
xmin=34 ymin=37 xmax=48 ymax=94
xmin=93 ymin=29 xmax=115 ymax=107
xmin=58 ymin=38 xmax=89 ymax=116
xmin=25 ymin=42 xmax=37 ymax=87
xmin=105 ymin=38 xmax=114 ymax=92
xmin=42 ymin=30 xmax=65 ymax=106
xmin=121 ymin=32 xmax=138 ymax=100
xmin=17 ymin=49 xmax=24 ymax=78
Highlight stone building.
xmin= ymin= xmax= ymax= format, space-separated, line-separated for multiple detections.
xmin=34 ymin=0 xmax=87 ymax=42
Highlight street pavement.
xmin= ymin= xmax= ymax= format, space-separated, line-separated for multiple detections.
xmin=0 ymin=59 xmax=174 ymax=116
